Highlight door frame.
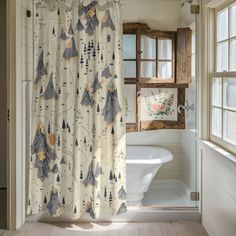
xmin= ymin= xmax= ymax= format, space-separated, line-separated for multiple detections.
xmin=7 ymin=0 xmax=25 ymax=230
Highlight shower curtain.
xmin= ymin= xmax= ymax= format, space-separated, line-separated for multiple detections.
xmin=27 ymin=0 xmax=126 ymax=219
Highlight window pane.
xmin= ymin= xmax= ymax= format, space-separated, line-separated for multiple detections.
xmin=230 ymin=4 xmax=236 ymax=37
xmin=141 ymin=61 xmax=156 ymax=78
xmin=212 ymin=78 xmax=222 ymax=106
xmin=217 ymin=41 xmax=228 ymax=72
xmin=212 ymin=107 xmax=222 ymax=137
xmin=223 ymin=78 xmax=236 ymax=110
xmin=230 ymin=39 xmax=236 ymax=71
xmin=217 ymin=8 xmax=228 ymax=42
xmin=141 ymin=35 xmax=156 ymax=60
xmin=123 ymin=34 xmax=136 ymax=59
xmin=224 ymin=110 xmax=236 ymax=144
xmin=158 ymin=39 xmax=172 ymax=60
xmin=158 ymin=62 xmax=172 ymax=79
xmin=124 ymin=61 xmax=136 ymax=78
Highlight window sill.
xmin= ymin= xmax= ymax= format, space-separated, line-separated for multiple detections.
xmin=201 ymin=140 xmax=236 ymax=165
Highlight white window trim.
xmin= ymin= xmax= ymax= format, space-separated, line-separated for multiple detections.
xmin=209 ymin=0 xmax=236 ymax=155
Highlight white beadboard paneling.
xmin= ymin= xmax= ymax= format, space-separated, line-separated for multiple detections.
xmin=127 ymin=130 xmax=184 ymax=181
xmin=201 ymin=142 xmax=236 ymax=236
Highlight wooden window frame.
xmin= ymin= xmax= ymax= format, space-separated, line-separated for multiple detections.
xmin=209 ymin=1 xmax=236 ymax=155
xmin=123 ymin=23 xmax=186 ymax=132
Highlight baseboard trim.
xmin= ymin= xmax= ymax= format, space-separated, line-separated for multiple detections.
xmin=26 ymin=208 xmax=200 ymax=223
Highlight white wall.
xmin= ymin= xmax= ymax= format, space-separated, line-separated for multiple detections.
xmin=0 ymin=0 xmax=7 ymax=188
xmin=201 ymin=142 xmax=236 ymax=236
xmin=122 ymin=0 xmax=182 ymax=31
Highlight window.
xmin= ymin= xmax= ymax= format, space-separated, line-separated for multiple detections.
xmin=123 ymin=23 xmax=191 ymax=132
xmin=210 ymin=2 xmax=236 ymax=153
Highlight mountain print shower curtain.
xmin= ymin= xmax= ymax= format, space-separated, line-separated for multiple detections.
xmin=27 ymin=0 xmax=126 ymax=219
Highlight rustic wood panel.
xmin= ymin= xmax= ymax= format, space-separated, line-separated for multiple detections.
xmin=176 ymin=28 xmax=192 ymax=84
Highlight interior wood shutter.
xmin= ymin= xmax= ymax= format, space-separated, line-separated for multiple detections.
xmin=176 ymin=28 xmax=192 ymax=84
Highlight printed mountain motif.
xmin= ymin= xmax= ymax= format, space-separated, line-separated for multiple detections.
xmin=117 ymin=203 xmax=127 ymax=214
xmin=79 ymin=1 xmax=99 ymax=36
xmin=47 ymin=187 xmax=62 ymax=216
xmin=35 ymin=50 xmax=47 ymax=84
xmin=94 ymin=162 xmax=104 ymax=177
xmin=102 ymin=66 xmax=112 ymax=78
xmin=59 ymin=28 xmax=69 ymax=40
xmin=83 ymin=161 xmax=97 ymax=187
xmin=102 ymin=89 xmax=122 ymax=123
xmin=76 ymin=18 xmax=85 ymax=31
xmin=31 ymin=123 xmax=57 ymax=181
xmin=63 ymin=37 xmax=79 ymax=60
xmin=42 ymin=73 xmax=58 ymax=100
xmin=101 ymin=10 xmax=115 ymax=30
xmin=118 ymin=185 xmax=127 ymax=200
xmin=92 ymin=72 xmax=101 ymax=93
xmin=81 ymin=87 xmax=95 ymax=106
xmin=68 ymin=23 xmax=74 ymax=35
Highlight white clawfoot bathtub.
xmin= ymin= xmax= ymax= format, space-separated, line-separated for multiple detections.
xmin=126 ymin=145 xmax=173 ymax=206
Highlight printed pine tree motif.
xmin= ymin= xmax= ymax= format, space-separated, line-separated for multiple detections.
xmin=52 ymin=27 xmax=55 ymax=35
xmin=101 ymin=10 xmax=116 ymax=30
xmin=62 ymin=197 xmax=65 ymax=205
xmin=47 ymin=187 xmax=61 ymax=216
xmin=94 ymin=162 xmax=104 ymax=178
xmin=76 ymin=18 xmax=84 ymax=31
xmin=40 ymin=86 xmax=43 ymax=94
xmin=79 ymin=1 xmax=99 ymax=36
xmin=44 ymin=196 xmax=47 ymax=204
xmin=92 ymin=72 xmax=101 ymax=93
xmin=74 ymin=206 xmax=77 ymax=214
xmin=59 ymin=28 xmax=69 ymax=40
xmin=104 ymin=186 xmax=107 ymax=199
xmin=102 ymin=89 xmax=122 ymax=123
xmin=35 ymin=50 xmax=47 ymax=84
xmin=67 ymin=23 xmax=74 ymax=35
xmin=82 ymin=160 xmax=97 ymax=187
xmin=109 ymin=192 xmax=112 ymax=207
xmin=31 ymin=123 xmax=57 ymax=181
xmin=57 ymin=135 xmax=61 ymax=147
xmin=117 ymin=203 xmax=127 ymax=215
xmin=101 ymin=66 xmax=112 ymax=79
xmin=42 ymin=73 xmax=58 ymax=100
xmin=62 ymin=119 xmax=66 ymax=129
xmin=97 ymin=104 xmax=100 ymax=112
xmin=58 ymin=87 xmax=61 ymax=94
xmin=51 ymin=164 xmax=59 ymax=173
xmin=63 ymin=37 xmax=79 ymax=60
xmin=80 ymin=170 xmax=83 ymax=181
xmin=75 ymin=138 xmax=79 ymax=146
xmin=56 ymin=174 xmax=60 ymax=182
xmin=109 ymin=170 xmax=113 ymax=181
xmin=47 ymin=123 xmax=51 ymax=134
xmin=118 ymin=186 xmax=127 ymax=200
xmin=81 ymin=87 xmax=95 ymax=107
xmin=60 ymin=157 xmax=66 ymax=164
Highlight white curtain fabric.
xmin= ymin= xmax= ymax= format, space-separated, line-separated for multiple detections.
xmin=28 ymin=0 xmax=126 ymax=219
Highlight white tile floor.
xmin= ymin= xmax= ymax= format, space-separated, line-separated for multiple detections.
xmin=143 ymin=187 xmax=195 ymax=207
